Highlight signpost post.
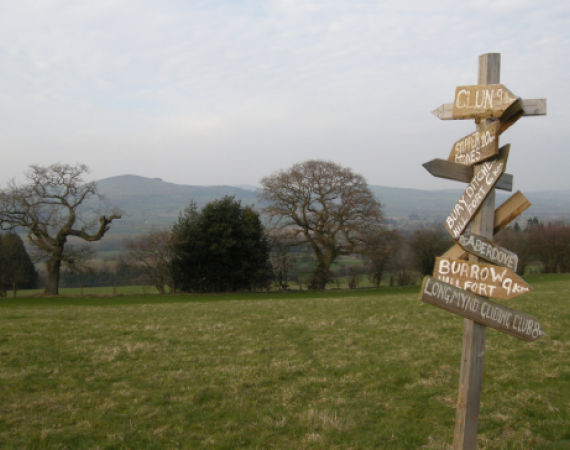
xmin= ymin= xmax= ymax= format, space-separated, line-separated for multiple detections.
xmin=420 ymin=53 xmax=547 ymax=450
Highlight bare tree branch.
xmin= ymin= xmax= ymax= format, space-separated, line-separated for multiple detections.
xmin=259 ymin=160 xmax=384 ymax=289
xmin=0 ymin=163 xmax=122 ymax=294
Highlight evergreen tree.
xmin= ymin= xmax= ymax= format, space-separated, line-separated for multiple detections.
xmin=170 ymin=197 xmax=273 ymax=292
xmin=0 ymin=233 xmax=38 ymax=297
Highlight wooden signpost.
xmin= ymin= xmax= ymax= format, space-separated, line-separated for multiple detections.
xmin=433 ymin=257 xmax=531 ymax=300
xmin=445 ymin=145 xmax=509 ymax=239
xmin=448 ymin=121 xmax=500 ymax=166
xmin=420 ymin=277 xmax=544 ymax=342
xmin=441 ymin=191 xmax=532 ymax=262
xmin=457 ymin=233 xmax=518 ymax=271
xmin=420 ymin=53 xmax=547 ymax=450
xmin=432 ymin=98 xmax=546 ymax=120
xmin=452 ymin=84 xmax=519 ymax=120
xmin=494 ymin=191 xmax=532 ymax=234
xmin=422 ymin=159 xmax=513 ymax=191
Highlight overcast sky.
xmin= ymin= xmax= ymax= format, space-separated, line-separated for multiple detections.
xmin=1 ymin=0 xmax=568 ymax=192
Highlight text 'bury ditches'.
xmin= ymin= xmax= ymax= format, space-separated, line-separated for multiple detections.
xmin=445 ymin=144 xmax=510 ymax=239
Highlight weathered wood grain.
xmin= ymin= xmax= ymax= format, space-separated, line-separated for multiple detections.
xmin=448 ymin=121 xmax=500 ymax=166
xmin=432 ymin=98 xmax=547 ymax=120
xmin=499 ymin=98 xmax=524 ymax=133
xmin=445 ymin=145 xmax=510 ymax=239
xmin=433 ymin=257 xmax=531 ymax=300
xmin=442 ymin=244 xmax=468 ymax=260
xmin=442 ymin=194 xmax=529 ymax=259
xmin=457 ymin=232 xmax=518 ymax=271
xmin=452 ymin=84 xmax=518 ymax=120
xmin=422 ymin=159 xmax=513 ymax=191
xmin=521 ymin=98 xmax=547 ymax=116
xmin=494 ymin=191 xmax=531 ymax=235
xmin=419 ymin=276 xmax=545 ymax=342
xmin=453 ymin=52 xmax=499 ymax=450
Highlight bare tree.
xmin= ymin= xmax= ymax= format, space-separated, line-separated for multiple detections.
xmin=495 ymin=225 xmax=532 ymax=276
xmin=408 ymin=226 xmax=453 ymax=276
xmin=0 ymin=163 xmax=121 ymax=294
xmin=267 ymin=227 xmax=300 ymax=291
xmin=122 ymin=228 xmax=173 ymax=294
xmin=527 ymin=221 xmax=570 ymax=273
xmin=259 ymin=160 xmax=384 ymax=289
xmin=361 ymin=228 xmax=403 ymax=287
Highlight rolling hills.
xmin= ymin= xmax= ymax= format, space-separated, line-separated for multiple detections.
xmin=94 ymin=174 xmax=570 ymax=235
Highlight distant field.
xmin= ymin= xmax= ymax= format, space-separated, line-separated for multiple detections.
xmin=5 ymin=268 xmax=422 ymax=297
xmin=0 ymin=275 xmax=569 ymax=449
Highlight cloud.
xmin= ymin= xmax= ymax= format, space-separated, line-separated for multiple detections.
xmin=0 ymin=0 xmax=568 ymax=191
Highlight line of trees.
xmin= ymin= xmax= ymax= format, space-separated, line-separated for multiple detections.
xmin=2 ymin=161 xmax=570 ymax=296
xmin=122 ymin=197 xmax=273 ymax=293
xmin=52 ymin=215 xmax=570 ymax=294
xmin=496 ymin=219 xmax=570 ymax=275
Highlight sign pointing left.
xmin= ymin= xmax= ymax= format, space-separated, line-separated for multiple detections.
xmin=432 ymin=98 xmax=547 ymax=120
xmin=422 ymin=159 xmax=513 ymax=191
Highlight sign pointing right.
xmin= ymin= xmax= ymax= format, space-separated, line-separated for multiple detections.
xmin=432 ymin=98 xmax=547 ymax=120
xmin=433 ymin=257 xmax=531 ymax=301
xmin=457 ymin=232 xmax=518 ymax=271
xmin=419 ymin=277 xmax=543 ymax=341
xmin=448 ymin=121 xmax=500 ymax=166
xmin=445 ymin=145 xmax=510 ymax=239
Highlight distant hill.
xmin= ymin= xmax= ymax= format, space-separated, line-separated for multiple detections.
xmin=95 ymin=175 xmax=257 ymax=233
xmin=94 ymin=174 xmax=570 ymax=234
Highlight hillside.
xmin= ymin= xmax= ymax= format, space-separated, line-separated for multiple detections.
xmin=94 ymin=175 xmax=570 ymax=235
xmin=95 ymin=175 xmax=258 ymax=233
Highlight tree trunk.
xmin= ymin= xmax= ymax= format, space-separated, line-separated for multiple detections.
xmin=45 ymin=255 xmax=62 ymax=295
xmin=12 ymin=281 xmax=17 ymax=298
xmin=373 ymin=265 xmax=383 ymax=288
xmin=309 ymin=251 xmax=336 ymax=290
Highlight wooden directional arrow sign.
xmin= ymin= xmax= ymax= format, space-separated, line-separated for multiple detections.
xmin=423 ymin=159 xmax=513 ymax=191
xmin=453 ymin=84 xmax=519 ymax=120
xmin=445 ymin=144 xmax=510 ymax=239
xmin=448 ymin=121 xmax=500 ymax=166
xmin=441 ymin=190 xmax=532 ymax=261
xmin=494 ymin=191 xmax=532 ymax=234
xmin=433 ymin=257 xmax=531 ymax=300
xmin=419 ymin=276 xmax=544 ymax=341
xmin=432 ymin=98 xmax=547 ymax=120
xmin=457 ymin=232 xmax=518 ymax=271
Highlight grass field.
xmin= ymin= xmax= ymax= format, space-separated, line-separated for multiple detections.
xmin=1 ymin=275 xmax=569 ymax=449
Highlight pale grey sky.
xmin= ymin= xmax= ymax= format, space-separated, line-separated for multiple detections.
xmin=1 ymin=0 xmax=568 ymax=191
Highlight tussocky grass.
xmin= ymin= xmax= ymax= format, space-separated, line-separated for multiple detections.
xmin=0 ymin=274 xmax=568 ymax=449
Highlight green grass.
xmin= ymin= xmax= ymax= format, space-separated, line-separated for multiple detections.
xmin=0 ymin=275 xmax=569 ymax=449
xmin=7 ymin=284 xmax=165 ymax=297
